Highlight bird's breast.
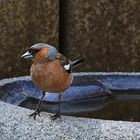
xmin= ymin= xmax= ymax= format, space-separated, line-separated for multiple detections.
xmin=30 ymin=60 xmax=73 ymax=93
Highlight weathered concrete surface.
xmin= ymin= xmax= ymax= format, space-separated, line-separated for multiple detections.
xmin=1 ymin=0 xmax=140 ymax=79
xmin=60 ymin=0 xmax=140 ymax=72
xmin=0 ymin=101 xmax=140 ymax=140
xmin=0 ymin=0 xmax=59 ymax=79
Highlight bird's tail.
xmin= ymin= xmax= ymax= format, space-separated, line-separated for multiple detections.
xmin=70 ymin=59 xmax=85 ymax=68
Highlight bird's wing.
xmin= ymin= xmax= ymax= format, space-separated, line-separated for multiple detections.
xmin=56 ymin=54 xmax=71 ymax=73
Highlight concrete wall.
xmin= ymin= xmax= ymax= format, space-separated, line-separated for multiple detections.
xmin=0 ymin=0 xmax=140 ymax=79
xmin=0 ymin=0 xmax=59 ymax=79
xmin=60 ymin=0 xmax=140 ymax=72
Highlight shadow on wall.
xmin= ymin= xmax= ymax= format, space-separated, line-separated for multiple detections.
xmin=0 ymin=0 xmax=140 ymax=79
xmin=59 ymin=0 xmax=140 ymax=72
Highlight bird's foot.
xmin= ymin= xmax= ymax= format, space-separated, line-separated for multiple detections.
xmin=50 ymin=112 xmax=61 ymax=120
xmin=29 ymin=109 xmax=41 ymax=120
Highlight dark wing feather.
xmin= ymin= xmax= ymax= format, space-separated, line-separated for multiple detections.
xmin=70 ymin=59 xmax=85 ymax=68
xmin=56 ymin=55 xmax=71 ymax=73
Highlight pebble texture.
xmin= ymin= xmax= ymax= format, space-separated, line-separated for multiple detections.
xmin=0 ymin=101 xmax=140 ymax=140
xmin=60 ymin=0 xmax=140 ymax=72
xmin=0 ymin=0 xmax=59 ymax=79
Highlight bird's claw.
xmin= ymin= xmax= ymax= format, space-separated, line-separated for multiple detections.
xmin=29 ymin=109 xmax=41 ymax=120
xmin=50 ymin=112 xmax=61 ymax=120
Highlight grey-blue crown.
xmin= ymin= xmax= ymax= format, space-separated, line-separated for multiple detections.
xmin=31 ymin=43 xmax=59 ymax=61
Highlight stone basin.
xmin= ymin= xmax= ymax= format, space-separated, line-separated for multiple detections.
xmin=0 ymin=72 xmax=140 ymax=139
xmin=0 ymin=72 xmax=140 ymax=121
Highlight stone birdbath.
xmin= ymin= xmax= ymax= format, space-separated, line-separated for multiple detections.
xmin=0 ymin=72 xmax=140 ymax=140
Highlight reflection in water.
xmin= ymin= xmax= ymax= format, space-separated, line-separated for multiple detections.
xmin=74 ymin=100 xmax=140 ymax=122
xmin=19 ymin=94 xmax=140 ymax=122
xmin=1 ymin=76 xmax=140 ymax=122
xmin=19 ymin=95 xmax=110 ymax=113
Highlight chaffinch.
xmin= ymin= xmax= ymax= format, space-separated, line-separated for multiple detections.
xmin=21 ymin=43 xmax=84 ymax=120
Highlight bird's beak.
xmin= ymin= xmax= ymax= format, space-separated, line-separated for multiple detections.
xmin=21 ymin=51 xmax=33 ymax=59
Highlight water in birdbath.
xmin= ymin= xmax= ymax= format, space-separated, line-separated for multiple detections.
xmin=0 ymin=73 xmax=140 ymax=122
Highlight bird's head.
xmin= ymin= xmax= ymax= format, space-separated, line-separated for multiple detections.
xmin=21 ymin=43 xmax=59 ymax=62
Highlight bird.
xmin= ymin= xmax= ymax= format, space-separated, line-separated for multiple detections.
xmin=21 ymin=43 xmax=84 ymax=120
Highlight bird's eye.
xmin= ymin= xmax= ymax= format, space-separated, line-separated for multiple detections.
xmin=33 ymin=50 xmax=38 ymax=53
xmin=29 ymin=49 xmax=39 ymax=55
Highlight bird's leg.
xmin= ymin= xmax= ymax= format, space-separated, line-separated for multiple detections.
xmin=51 ymin=93 xmax=62 ymax=120
xmin=30 ymin=91 xmax=45 ymax=120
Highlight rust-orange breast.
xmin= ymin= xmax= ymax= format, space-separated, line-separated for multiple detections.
xmin=30 ymin=59 xmax=73 ymax=93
